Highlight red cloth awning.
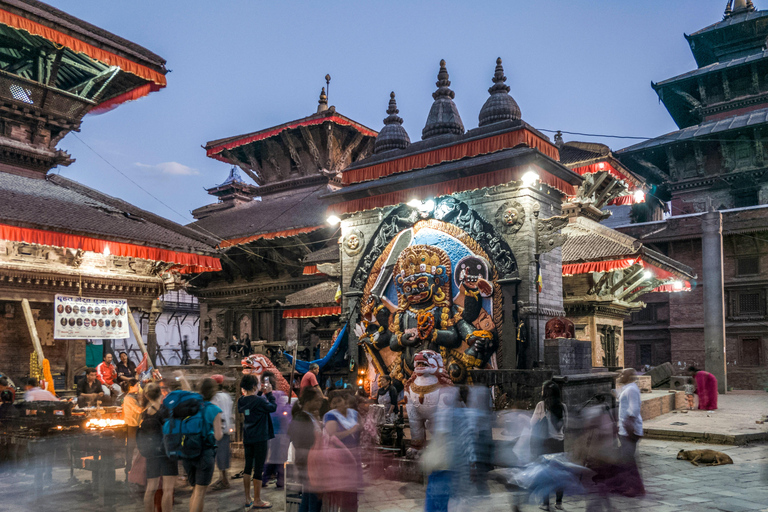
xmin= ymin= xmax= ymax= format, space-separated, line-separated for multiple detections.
xmin=607 ymin=195 xmax=634 ymax=206
xmin=571 ymin=161 xmax=640 ymax=188
xmin=0 ymin=223 xmax=220 ymax=274
xmin=282 ymin=306 xmax=341 ymax=319
xmin=562 ymin=257 xmax=637 ymax=276
xmin=0 ymin=9 xmax=166 ymax=87
xmin=207 ymin=116 xmax=377 ymax=160
xmin=302 ymin=265 xmax=324 ymax=275
xmin=219 ymin=226 xmax=323 ymax=248
xmin=341 ymin=128 xmax=560 ymax=185
xmin=652 ymin=282 xmax=691 ymax=293
xmin=90 ymin=83 xmax=163 ymax=115
xmin=328 ymin=164 xmax=576 ymax=216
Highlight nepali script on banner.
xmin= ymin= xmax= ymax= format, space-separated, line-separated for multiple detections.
xmin=54 ymin=294 xmax=129 ymax=340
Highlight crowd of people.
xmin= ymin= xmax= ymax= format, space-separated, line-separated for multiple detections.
xmin=0 ymin=351 xmax=724 ymax=512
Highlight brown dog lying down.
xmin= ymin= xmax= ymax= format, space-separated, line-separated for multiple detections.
xmin=677 ymin=449 xmax=734 ymax=466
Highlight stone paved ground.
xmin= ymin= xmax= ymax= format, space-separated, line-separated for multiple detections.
xmin=0 ymin=438 xmax=766 ymax=511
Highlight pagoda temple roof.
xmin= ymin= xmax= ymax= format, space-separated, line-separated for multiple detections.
xmin=303 ymin=245 xmax=339 ymax=264
xmin=618 ymin=106 xmax=768 ymax=155
xmin=688 ymin=9 xmax=768 ymax=37
xmin=284 ymin=281 xmax=338 ymax=307
xmin=562 ymin=216 xmax=695 ymax=283
xmin=0 ymin=0 xmax=167 ymax=111
xmin=187 ymin=184 xmax=328 ymax=244
xmin=204 ymin=110 xmax=377 ymax=162
xmin=0 ymin=172 xmax=220 ymax=272
xmin=654 ymin=48 xmax=768 ymax=88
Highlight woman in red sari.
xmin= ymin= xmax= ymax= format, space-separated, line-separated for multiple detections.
xmin=689 ymin=367 xmax=718 ymax=410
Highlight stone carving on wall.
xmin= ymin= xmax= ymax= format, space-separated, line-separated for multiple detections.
xmin=545 ymin=317 xmax=575 ymax=340
xmin=495 ymin=201 xmax=525 ymax=235
xmin=343 ymin=228 xmax=365 ymax=256
xmin=537 ymin=214 xmax=569 ymax=254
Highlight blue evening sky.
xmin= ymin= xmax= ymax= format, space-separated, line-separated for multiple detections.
xmin=45 ymin=0 xmax=729 ymax=226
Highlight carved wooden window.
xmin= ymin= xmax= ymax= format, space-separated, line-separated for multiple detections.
xmin=734 ymin=136 xmax=752 ymax=167
xmin=737 ymin=256 xmax=760 ymax=276
xmin=739 ymin=292 xmax=761 ymax=314
xmin=633 ymin=304 xmax=656 ymax=323
xmin=740 ymin=337 xmax=761 ymax=367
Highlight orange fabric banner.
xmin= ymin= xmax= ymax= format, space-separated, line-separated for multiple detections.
xmin=282 ymin=306 xmax=341 ymax=319
xmin=0 ymin=9 xmax=166 ymax=86
xmin=302 ymin=265 xmax=324 ymax=275
xmin=328 ymin=165 xmax=576 ymax=216
xmin=562 ymin=257 xmax=637 ymax=276
xmin=207 ymin=116 xmax=377 ymax=159
xmin=90 ymin=83 xmax=163 ymax=115
xmin=219 ymin=226 xmax=324 ymax=249
xmin=0 ymin=223 xmax=220 ymax=273
xmin=341 ymin=128 xmax=560 ymax=185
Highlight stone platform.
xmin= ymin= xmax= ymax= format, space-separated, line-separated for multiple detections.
xmin=642 ymin=390 xmax=768 ymax=445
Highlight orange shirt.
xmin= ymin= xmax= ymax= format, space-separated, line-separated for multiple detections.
xmin=300 ymin=371 xmax=318 ymax=395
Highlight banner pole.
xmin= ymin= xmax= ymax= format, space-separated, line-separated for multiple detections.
xmin=126 ymin=305 xmax=154 ymax=368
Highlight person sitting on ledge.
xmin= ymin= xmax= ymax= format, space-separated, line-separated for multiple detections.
xmin=77 ymin=368 xmax=104 ymax=407
xmin=24 ymin=378 xmax=57 ymax=401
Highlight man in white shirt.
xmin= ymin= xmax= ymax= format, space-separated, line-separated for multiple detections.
xmin=617 ymin=368 xmax=645 ymax=497
xmin=24 ymin=378 xmax=58 ymax=401
xmin=207 ymin=343 xmax=223 ymax=366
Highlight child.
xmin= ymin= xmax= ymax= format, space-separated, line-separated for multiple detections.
xmin=684 ymin=377 xmax=695 ymax=410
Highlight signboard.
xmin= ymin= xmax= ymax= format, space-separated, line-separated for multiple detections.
xmin=54 ymin=294 xmax=129 ymax=340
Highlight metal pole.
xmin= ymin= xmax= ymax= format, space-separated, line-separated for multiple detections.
xmin=126 ymin=305 xmax=154 ymax=368
xmin=288 ymin=348 xmax=297 ymax=399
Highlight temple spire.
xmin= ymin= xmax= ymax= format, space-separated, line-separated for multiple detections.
xmin=725 ymin=0 xmax=733 ymax=17
xmin=317 ymin=87 xmax=328 ymax=113
xmin=374 ymin=92 xmax=411 ymax=153
xmin=422 ymin=59 xmax=464 ymax=139
xmin=478 ymin=57 xmax=522 ymax=127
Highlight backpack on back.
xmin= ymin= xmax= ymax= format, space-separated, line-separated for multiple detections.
xmin=162 ymin=390 xmax=213 ymax=460
xmin=136 ymin=406 xmax=166 ymax=458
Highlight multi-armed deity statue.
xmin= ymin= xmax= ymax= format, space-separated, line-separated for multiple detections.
xmin=356 ymin=220 xmax=501 ymax=386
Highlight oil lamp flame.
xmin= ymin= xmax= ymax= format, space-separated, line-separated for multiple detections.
xmin=86 ymin=418 xmax=125 ymax=429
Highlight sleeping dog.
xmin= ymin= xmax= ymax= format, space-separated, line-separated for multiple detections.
xmin=677 ymin=449 xmax=734 ymax=466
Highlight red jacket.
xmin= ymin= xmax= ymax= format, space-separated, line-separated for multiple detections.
xmin=96 ymin=362 xmax=116 ymax=386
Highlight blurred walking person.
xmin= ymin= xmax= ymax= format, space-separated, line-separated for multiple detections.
xmin=530 ymin=380 xmax=567 ymax=511
xmin=238 ymin=373 xmax=276 ymax=509
xmin=617 ymin=369 xmax=644 ymax=497
xmin=288 ymin=387 xmax=325 ymax=512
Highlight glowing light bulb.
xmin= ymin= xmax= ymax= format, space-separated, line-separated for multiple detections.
xmin=103 ymin=245 xmax=110 ymax=256
xmin=643 ymin=271 xmax=653 ymax=280
xmin=327 ymin=215 xmax=341 ymax=226
xmin=521 ymin=171 xmax=540 ymax=187
xmin=633 ymin=190 xmax=646 ymax=203
xmin=672 ymin=280 xmax=683 ymax=291
xmin=407 ymin=199 xmax=422 ymax=208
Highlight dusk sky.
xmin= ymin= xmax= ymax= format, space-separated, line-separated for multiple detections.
xmin=45 ymin=0 xmax=731 ymax=227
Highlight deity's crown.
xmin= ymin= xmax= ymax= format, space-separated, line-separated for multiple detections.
xmin=394 ymin=245 xmax=449 ymax=283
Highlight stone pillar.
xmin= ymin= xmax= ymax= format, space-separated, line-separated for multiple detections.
xmin=498 ymin=277 xmax=520 ymax=369
xmin=701 ymin=211 xmax=727 ymax=393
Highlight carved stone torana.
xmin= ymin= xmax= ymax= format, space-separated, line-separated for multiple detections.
xmin=537 ymin=214 xmax=569 ymax=254
xmin=545 ymin=317 xmax=575 ymax=340
xmin=495 ymin=201 xmax=525 ymax=235
xmin=350 ymin=197 xmax=517 ymax=290
xmin=343 ymin=228 xmax=365 ymax=256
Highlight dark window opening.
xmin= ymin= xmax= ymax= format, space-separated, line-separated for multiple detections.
xmin=741 ymin=338 xmax=761 ymax=366
xmin=737 ymin=256 xmax=759 ymax=276
xmin=634 ymin=305 xmax=656 ymax=323
xmin=734 ymin=190 xmax=759 ymax=208
xmin=639 ymin=344 xmax=653 ymax=366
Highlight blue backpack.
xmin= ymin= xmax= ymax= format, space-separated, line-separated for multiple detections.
xmin=162 ymin=390 xmax=214 ymax=460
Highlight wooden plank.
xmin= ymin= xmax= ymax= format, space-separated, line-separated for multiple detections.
xmin=126 ymin=305 xmax=154 ymax=368
xmin=20 ymin=298 xmax=44 ymax=363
